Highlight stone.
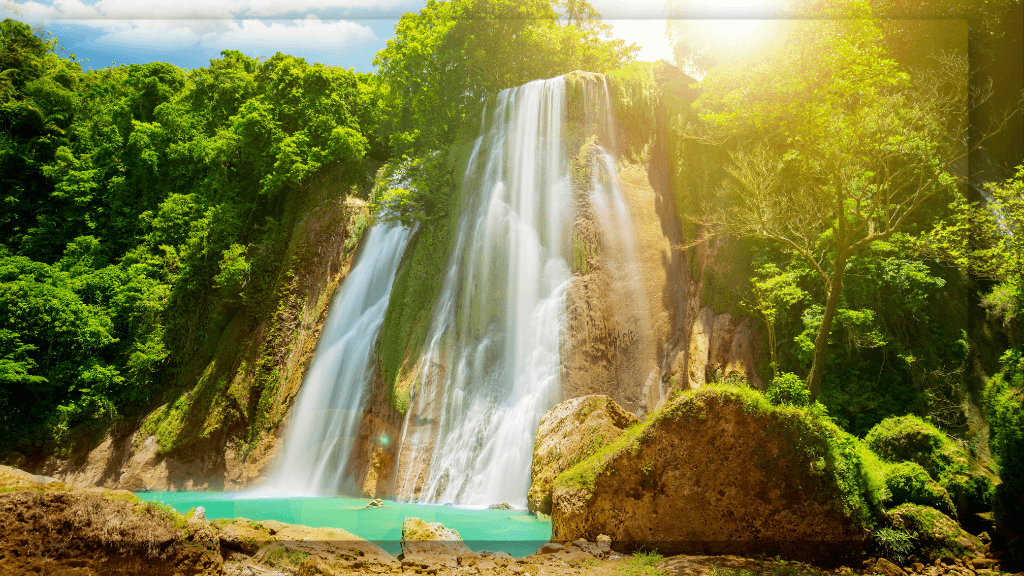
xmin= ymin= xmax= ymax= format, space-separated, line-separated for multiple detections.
xmin=527 ymin=395 xmax=637 ymax=515
xmin=367 ymin=498 xmax=383 ymax=507
xmin=218 ymin=520 xmax=273 ymax=555
xmin=874 ymin=558 xmax=907 ymax=576
xmin=886 ymin=505 xmax=983 ymax=563
xmin=550 ymin=389 xmax=870 ymax=564
xmin=538 ymin=543 xmax=565 ymax=554
xmin=401 ymin=517 xmax=472 ymax=563
xmin=488 ymin=503 xmax=512 ymax=510
xmin=193 ymin=506 xmax=206 ymax=521
xmin=296 ymin=556 xmax=338 ymax=576
xmin=913 ymin=563 xmax=926 ymax=573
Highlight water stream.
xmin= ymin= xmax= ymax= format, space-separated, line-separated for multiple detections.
xmin=268 ymin=222 xmax=413 ymax=495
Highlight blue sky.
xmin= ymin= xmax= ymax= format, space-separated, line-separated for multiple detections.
xmin=0 ymin=0 xmax=679 ymax=72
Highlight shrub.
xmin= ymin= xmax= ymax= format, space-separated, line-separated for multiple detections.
xmin=765 ymin=372 xmax=810 ymax=407
xmin=873 ymin=527 xmax=915 ymax=565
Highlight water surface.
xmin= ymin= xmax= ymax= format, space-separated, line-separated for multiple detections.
xmin=135 ymin=492 xmax=551 ymax=557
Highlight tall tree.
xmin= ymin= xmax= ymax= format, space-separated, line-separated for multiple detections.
xmin=684 ymin=1 xmax=1010 ymax=402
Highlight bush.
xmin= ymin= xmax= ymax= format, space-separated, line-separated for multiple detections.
xmin=873 ymin=527 xmax=915 ymax=565
xmin=765 ymin=372 xmax=810 ymax=407
xmin=885 ymin=504 xmax=982 ymax=563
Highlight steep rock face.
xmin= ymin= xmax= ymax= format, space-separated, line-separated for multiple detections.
xmin=29 ymin=195 xmax=369 ymax=491
xmin=550 ymin=389 xmax=869 ymax=564
xmin=528 ymin=395 xmax=638 ymax=515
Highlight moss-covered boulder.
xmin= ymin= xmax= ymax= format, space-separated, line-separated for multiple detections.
xmin=883 ymin=461 xmax=957 ymax=517
xmin=550 ymin=387 xmax=878 ymax=564
xmin=885 ymin=504 xmax=983 ymax=562
xmin=528 ymin=395 xmax=638 ymax=515
xmin=865 ymin=416 xmax=995 ymax=514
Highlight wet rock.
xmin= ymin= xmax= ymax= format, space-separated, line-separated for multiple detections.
xmin=488 ymin=503 xmax=512 ymax=510
xmin=367 ymin=498 xmax=383 ymax=507
xmin=528 ymin=395 xmax=637 ymax=515
xmin=538 ymin=543 xmax=565 ymax=554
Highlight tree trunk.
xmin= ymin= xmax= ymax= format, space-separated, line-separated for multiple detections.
xmin=807 ymin=252 xmax=847 ymax=404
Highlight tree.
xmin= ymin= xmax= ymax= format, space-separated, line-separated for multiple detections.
xmin=374 ymin=0 xmax=635 ymax=155
xmin=685 ymin=1 xmax=1006 ymax=403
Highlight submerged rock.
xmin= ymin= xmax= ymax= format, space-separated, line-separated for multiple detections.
xmin=549 ymin=388 xmax=873 ymax=564
xmin=528 ymin=395 xmax=637 ymax=515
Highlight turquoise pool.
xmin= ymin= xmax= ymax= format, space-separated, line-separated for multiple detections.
xmin=134 ymin=492 xmax=551 ymax=557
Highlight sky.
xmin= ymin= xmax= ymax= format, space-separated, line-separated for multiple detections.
xmin=0 ymin=0 xmax=684 ymax=72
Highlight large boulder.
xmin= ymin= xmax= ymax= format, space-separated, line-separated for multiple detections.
xmin=400 ymin=517 xmax=472 ymax=565
xmin=550 ymin=387 xmax=874 ymax=564
xmin=865 ymin=416 xmax=995 ymax=515
xmin=885 ymin=504 xmax=983 ymax=562
xmin=528 ymin=395 xmax=638 ymax=515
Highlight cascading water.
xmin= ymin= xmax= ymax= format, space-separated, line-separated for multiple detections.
xmin=394 ymin=73 xmax=646 ymax=508
xmin=396 ymin=77 xmax=573 ymax=507
xmin=269 ymin=222 xmax=412 ymax=495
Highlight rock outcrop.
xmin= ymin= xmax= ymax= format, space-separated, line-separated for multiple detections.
xmin=528 ymin=395 xmax=638 ymax=515
xmin=0 ymin=466 xmax=222 ymax=575
xmin=885 ymin=504 xmax=984 ymax=563
xmin=550 ymin=388 xmax=871 ymax=564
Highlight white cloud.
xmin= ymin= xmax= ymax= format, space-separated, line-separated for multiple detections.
xmin=2 ymin=0 xmax=415 ymax=20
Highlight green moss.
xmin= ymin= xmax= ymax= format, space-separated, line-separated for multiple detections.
xmin=885 ymin=503 xmax=981 ymax=563
xmin=617 ymin=551 xmax=668 ymax=576
xmin=883 ymin=461 xmax=956 ymax=517
xmin=606 ymin=62 xmax=659 ymax=164
xmin=865 ymin=415 xmax=994 ymax=514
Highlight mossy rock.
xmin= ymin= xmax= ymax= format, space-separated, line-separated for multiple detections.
xmin=528 ymin=395 xmax=637 ymax=515
xmin=885 ymin=503 xmax=982 ymax=563
xmin=865 ymin=416 xmax=995 ymax=514
xmin=883 ymin=461 xmax=957 ymax=517
xmin=550 ymin=386 xmax=878 ymax=564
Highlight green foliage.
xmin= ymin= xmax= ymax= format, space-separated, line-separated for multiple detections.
xmin=605 ymin=62 xmax=658 ymax=163
xmin=617 ymin=551 xmax=668 ymax=576
xmin=865 ymin=415 xmax=994 ymax=515
xmin=0 ymin=21 xmax=378 ymax=453
xmin=927 ymin=164 xmax=1024 ymax=330
xmin=984 ymin=348 xmax=1024 ymax=556
xmin=765 ymin=372 xmax=810 ymax=407
xmin=373 ymin=0 xmax=636 ymax=155
xmin=872 ymin=527 xmax=915 ymax=565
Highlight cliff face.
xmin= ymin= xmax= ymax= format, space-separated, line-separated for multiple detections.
xmin=27 ymin=182 xmax=370 ymax=491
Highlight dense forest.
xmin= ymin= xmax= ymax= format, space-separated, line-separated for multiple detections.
xmin=1 ymin=0 xmax=1023 ymax=564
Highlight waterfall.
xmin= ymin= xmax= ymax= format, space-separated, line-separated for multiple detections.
xmin=394 ymin=73 xmax=644 ymax=508
xmin=396 ymin=77 xmax=572 ymax=507
xmin=270 ymin=222 xmax=413 ymax=495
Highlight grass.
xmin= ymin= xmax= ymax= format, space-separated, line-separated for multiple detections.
xmin=262 ymin=545 xmax=310 ymax=567
xmin=617 ymin=551 xmax=668 ymax=576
